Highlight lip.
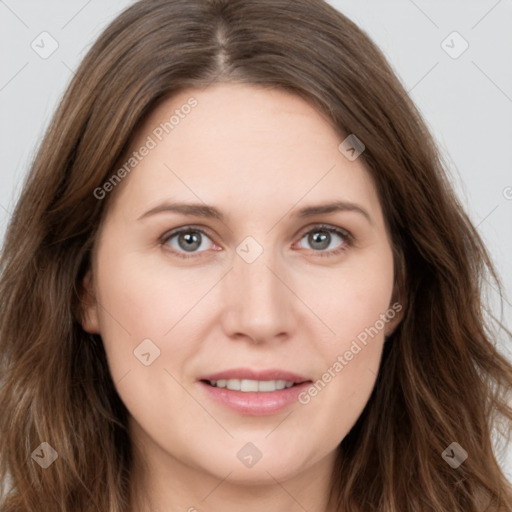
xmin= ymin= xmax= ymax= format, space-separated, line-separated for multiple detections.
xmin=198 ymin=380 xmax=312 ymax=416
xmin=197 ymin=367 xmax=313 ymax=416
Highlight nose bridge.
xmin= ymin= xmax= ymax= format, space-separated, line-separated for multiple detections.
xmin=222 ymin=236 xmax=294 ymax=340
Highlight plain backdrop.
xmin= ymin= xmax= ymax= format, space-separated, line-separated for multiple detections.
xmin=0 ymin=0 xmax=511 ymax=482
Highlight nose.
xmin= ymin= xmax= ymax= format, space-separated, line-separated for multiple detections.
xmin=220 ymin=244 xmax=297 ymax=345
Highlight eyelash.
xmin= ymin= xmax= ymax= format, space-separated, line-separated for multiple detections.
xmin=160 ymin=223 xmax=353 ymax=260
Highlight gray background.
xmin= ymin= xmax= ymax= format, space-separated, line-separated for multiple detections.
xmin=0 ymin=0 xmax=511 ymax=480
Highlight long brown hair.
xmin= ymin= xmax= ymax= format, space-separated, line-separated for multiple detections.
xmin=1 ymin=0 xmax=511 ymax=510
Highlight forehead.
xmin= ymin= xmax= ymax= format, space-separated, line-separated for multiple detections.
xmin=107 ymin=83 xmax=380 ymax=220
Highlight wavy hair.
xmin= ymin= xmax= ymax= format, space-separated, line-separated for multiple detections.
xmin=1 ymin=0 xmax=511 ymax=510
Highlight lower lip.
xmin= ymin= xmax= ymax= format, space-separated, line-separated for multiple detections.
xmin=198 ymin=381 xmax=311 ymax=416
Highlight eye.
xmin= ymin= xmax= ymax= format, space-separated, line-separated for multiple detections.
xmin=295 ymin=224 xmax=352 ymax=257
xmin=161 ymin=223 xmax=352 ymax=260
xmin=162 ymin=227 xmax=216 ymax=259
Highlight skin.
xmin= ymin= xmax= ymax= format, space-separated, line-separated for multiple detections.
xmin=81 ymin=82 xmax=403 ymax=512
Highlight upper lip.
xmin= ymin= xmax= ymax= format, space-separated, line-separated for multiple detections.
xmin=199 ymin=368 xmax=312 ymax=383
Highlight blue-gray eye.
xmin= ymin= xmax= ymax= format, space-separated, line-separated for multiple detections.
xmin=164 ymin=228 xmax=214 ymax=256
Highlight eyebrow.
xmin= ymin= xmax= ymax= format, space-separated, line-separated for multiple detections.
xmin=137 ymin=200 xmax=372 ymax=224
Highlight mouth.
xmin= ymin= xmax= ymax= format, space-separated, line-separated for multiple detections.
xmin=197 ymin=368 xmax=313 ymax=415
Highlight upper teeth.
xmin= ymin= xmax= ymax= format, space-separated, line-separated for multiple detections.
xmin=209 ymin=379 xmax=295 ymax=392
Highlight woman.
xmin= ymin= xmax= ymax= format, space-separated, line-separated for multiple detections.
xmin=1 ymin=0 xmax=511 ymax=511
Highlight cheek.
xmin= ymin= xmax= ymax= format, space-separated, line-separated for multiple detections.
xmin=92 ymin=242 xmax=173 ymax=375
xmin=295 ymin=249 xmax=395 ymax=445
xmin=309 ymin=247 xmax=395 ymax=353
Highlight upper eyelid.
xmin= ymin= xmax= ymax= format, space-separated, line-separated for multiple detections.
xmin=161 ymin=224 xmax=216 ymax=244
xmin=295 ymin=224 xmax=351 ymax=245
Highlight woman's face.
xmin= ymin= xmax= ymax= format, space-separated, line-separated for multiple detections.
xmin=83 ymin=83 xmax=401 ymax=487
